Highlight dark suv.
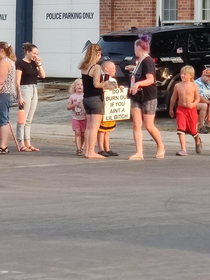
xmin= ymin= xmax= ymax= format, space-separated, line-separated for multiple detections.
xmin=98 ymin=24 xmax=210 ymax=111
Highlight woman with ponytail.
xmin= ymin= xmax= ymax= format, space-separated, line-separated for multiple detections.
xmin=16 ymin=42 xmax=45 ymax=152
xmin=127 ymin=34 xmax=165 ymax=160
xmin=0 ymin=42 xmax=16 ymax=154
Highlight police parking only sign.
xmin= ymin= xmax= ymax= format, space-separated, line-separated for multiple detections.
xmin=103 ymin=88 xmax=131 ymax=122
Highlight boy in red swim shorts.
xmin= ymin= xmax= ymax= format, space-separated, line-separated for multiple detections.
xmin=169 ymin=65 xmax=202 ymax=156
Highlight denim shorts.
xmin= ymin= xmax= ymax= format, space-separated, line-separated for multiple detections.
xmin=83 ymin=96 xmax=104 ymax=115
xmin=131 ymin=98 xmax=157 ymax=115
xmin=0 ymin=94 xmax=13 ymax=126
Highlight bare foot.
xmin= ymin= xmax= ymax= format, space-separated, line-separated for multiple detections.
xmin=85 ymin=153 xmax=106 ymax=159
xmin=156 ymin=145 xmax=165 ymax=155
xmin=128 ymin=154 xmax=144 ymax=160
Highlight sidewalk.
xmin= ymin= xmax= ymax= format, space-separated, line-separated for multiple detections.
xmin=28 ymin=122 xmax=210 ymax=150
xmin=9 ymin=85 xmax=210 ymax=151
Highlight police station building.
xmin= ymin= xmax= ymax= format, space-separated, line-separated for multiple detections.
xmin=0 ymin=0 xmax=208 ymax=78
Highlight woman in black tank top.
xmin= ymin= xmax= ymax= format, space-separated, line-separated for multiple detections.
xmin=78 ymin=44 xmax=105 ymax=159
xmin=79 ymin=44 xmax=114 ymax=159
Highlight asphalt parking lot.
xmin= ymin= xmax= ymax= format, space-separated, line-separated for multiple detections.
xmin=1 ymin=93 xmax=210 ymax=280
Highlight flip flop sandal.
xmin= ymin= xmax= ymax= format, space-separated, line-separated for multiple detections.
xmin=20 ymin=146 xmax=32 ymax=152
xmin=155 ymin=150 xmax=165 ymax=159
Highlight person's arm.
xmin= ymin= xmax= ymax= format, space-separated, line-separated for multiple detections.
xmin=169 ymin=84 xmax=178 ymax=118
xmin=16 ymin=69 xmax=26 ymax=106
xmin=37 ymin=65 xmax=45 ymax=79
xmin=92 ymin=64 xmax=103 ymax=88
xmin=199 ymin=95 xmax=210 ymax=104
xmin=67 ymin=99 xmax=76 ymax=110
xmin=35 ymin=56 xmax=46 ymax=78
xmin=131 ymin=73 xmax=154 ymax=94
xmin=0 ymin=60 xmax=10 ymax=91
xmin=125 ymin=65 xmax=135 ymax=72
xmin=92 ymin=65 xmax=116 ymax=90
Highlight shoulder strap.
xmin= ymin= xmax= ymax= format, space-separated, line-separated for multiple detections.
xmin=87 ymin=64 xmax=96 ymax=75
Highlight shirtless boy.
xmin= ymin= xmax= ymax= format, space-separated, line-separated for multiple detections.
xmin=169 ymin=65 xmax=202 ymax=156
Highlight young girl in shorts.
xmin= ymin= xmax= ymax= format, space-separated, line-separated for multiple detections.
xmin=67 ymin=78 xmax=86 ymax=156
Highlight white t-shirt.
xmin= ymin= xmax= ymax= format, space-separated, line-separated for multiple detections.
xmin=68 ymin=92 xmax=86 ymax=120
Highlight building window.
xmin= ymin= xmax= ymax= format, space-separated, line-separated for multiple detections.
xmin=202 ymin=0 xmax=210 ymax=20
xmin=163 ymin=0 xmax=177 ymax=21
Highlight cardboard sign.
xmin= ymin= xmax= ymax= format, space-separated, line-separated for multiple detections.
xmin=103 ymin=88 xmax=130 ymax=122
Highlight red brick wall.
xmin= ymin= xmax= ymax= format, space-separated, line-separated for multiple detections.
xmin=100 ymin=0 xmax=156 ymax=35
xmin=100 ymin=0 xmax=195 ymax=35
xmin=178 ymin=0 xmax=194 ymax=20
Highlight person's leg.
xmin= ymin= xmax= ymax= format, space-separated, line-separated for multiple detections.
xmin=86 ymin=114 xmax=105 ymax=159
xmin=178 ymin=133 xmax=186 ymax=151
xmin=129 ymin=107 xmax=144 ymax=159
xmin=143 ymin=113 xmax=165 ymax=156
xmin=207 ymin=105 xmax=210 ymax=124
xmin=0 ymin=124 xmax=9 ymax=149
xmin=196 ymin=103 xmax=208 ymax=130
xmin=75 ymin=130 xmax=82 ymax=151
xmin=176 ymin=133 xmax=188 ymax=156
xmin=24 ymin=86 xmax=38 ymax=149
xmin=84 ymin=114 xmax=91 ymax=157
xmin=83 ymin=96 xmax=105 ymax=159
xmin=104 ymin=132 xmax=110 ymax=152
xmin=194 ymin=134 xmax=202 ymax=154
xmin=0 ymin=94 xmax=12 ymax=152
xmin=80 ymin=119 xmax=86 ymax=152
xmin=81 ymin=132 xmax=85 ymax=151
xmin=188 ymin=107 xmax=202 ymax=154
xmin=97 ymin=131 xmax=105 ymax=152
xmin=17 ymin=86 xmax=33 ymax=149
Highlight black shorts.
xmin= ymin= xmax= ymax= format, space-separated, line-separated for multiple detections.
xmin=83 ymin=96 xmax=104 ymax=115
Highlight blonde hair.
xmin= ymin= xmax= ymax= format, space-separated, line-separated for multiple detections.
xmin=101 ymin=61 xmax=115 ymax=72
xmin=0 ymin=42 xmax=16 ymax=62
xmin=69 ymin=78 xmax=83 ymax=94
xmin=78 ymin=44 xmax=101 ymax=70
xmin=181 ymin=65 xmax=195 ymax=81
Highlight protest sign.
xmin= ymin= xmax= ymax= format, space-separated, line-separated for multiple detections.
xmin=103 ymin=88 xmax=130 ymax=122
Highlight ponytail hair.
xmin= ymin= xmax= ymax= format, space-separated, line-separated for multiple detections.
xmin=135 ymin=34 xmax=151 ymax=52
xmin=78 ymin=43 xmax=101 ymax=70
xmin=22 ymin=42 xmax=38 ymax=55
xmin=0 ymin=42 xmax=16 ymax=61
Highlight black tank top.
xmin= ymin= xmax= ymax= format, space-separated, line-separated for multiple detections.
xmin=82 ymin=65 xmax=103 ymax=98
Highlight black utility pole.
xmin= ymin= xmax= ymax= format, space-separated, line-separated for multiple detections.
xmin=15 ymin=0 xmax=33 ymax=60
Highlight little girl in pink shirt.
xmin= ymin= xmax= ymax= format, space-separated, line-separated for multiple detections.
xmin=67 ymin=78 xmax=86 ymax=156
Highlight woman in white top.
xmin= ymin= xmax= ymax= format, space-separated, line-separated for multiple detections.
xmin=0 ymin=42 xmax=16 ymax=154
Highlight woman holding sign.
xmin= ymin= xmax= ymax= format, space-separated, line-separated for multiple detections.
xmin=127 ymin=34 xmax=165 ymax=160
xmin=79 ymin=43 xmax=115 ymax=159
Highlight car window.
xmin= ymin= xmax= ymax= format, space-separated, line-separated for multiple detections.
xmin=151 ymin=32 xmax=177 ymax=55
xmin=188 ymin=30 xmax=210 ymax=52
xmin=98 ymin=35 xmax=138 ymax=56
